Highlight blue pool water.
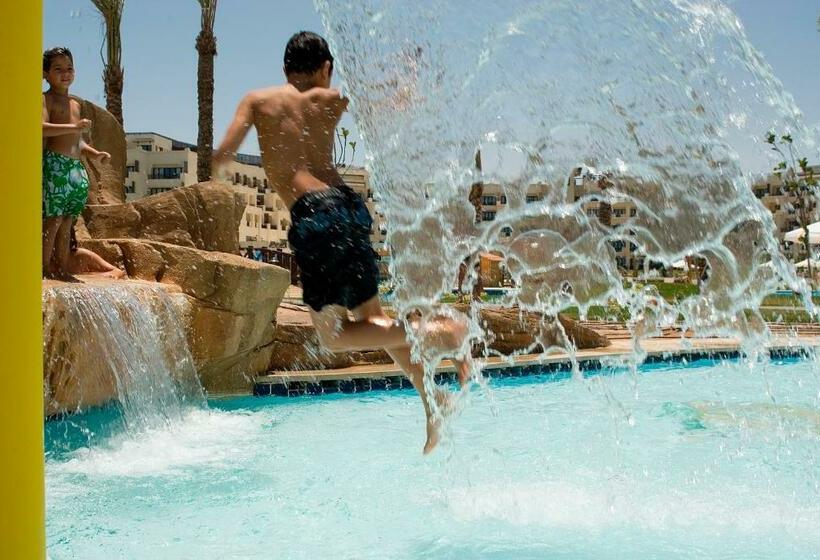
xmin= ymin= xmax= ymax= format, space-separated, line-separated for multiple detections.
xmin=46 ymin=358 xmax=820 ymax=559
xmin=774 ymin=290 xmax=820 ymax=299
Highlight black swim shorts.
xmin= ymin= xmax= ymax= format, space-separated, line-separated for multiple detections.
xmin=288 ymin=184 xmax=380 ymax=312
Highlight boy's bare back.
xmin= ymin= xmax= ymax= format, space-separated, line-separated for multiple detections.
xmin=222 ymin=84 xmax=349 ymax=209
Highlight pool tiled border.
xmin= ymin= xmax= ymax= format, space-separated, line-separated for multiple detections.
xmin=253 ymin=339 xmax=817 ymax=397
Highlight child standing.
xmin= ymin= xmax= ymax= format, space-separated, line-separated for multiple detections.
xmin=42 ymin=47 xmax=110 ymax=279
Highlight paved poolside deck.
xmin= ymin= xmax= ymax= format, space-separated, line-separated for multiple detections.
xmin=255 ymin=335 xmax=819 ymax=395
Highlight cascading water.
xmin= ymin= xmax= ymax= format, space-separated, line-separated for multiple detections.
xmin=314 ymin=0 xmax=819 ymax=368
xmin=42 ymin=284 xmax=205 ymax=431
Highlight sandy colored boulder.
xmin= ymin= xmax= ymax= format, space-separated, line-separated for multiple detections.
xmin=75 ymin=96 xmax=127 ymax=204
xmin=454 ymin=304 xmax=611 ymax=354
xmin=83 ymin=182 xmax=244 ymax=253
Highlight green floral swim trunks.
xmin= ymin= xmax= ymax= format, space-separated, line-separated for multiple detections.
xmin=42 ymin=150 xmax=89 ymax=218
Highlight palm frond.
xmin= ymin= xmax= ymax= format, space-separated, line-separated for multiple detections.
xmin=198 ymin=0 xmax=218 ymax=33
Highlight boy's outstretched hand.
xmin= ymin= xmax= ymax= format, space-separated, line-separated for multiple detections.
xmin=90 ymin=150 xmax=111 ymax=164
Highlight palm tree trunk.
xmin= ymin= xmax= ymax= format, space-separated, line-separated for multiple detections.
xmin=91 ymin=0 xmax=125 ymax=126
xmin=196 ymin=0 xmax=218 ymax=182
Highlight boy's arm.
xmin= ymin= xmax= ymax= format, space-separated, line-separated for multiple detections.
xmin=213 ymin=93 xmax=256 ymax=174
xmin=79 ymin=139 xmax=111 ymax=164
xmin=42 ymin=96 xmax=92 ymax=137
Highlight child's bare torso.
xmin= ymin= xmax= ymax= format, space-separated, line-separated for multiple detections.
xmin=251 ymin=85 xmax=347 ymax=209
xmin=43 ymin=93 xmax=82 ymax=158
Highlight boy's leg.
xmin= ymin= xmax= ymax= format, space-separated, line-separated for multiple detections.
xmin=51 ymin=217 xmax=76 ymax=280
xmin=309 ymin=297 xmax=409 ymax=352
xmin=68 ymin=248 xmax=126 ymax=279
xmin=42 ymin=217 xmax=63 ymax=277
xmin=310 ymin=295 xmax=470 ymax=356
xmin=348 ymin=297 xmax=472 ymax=454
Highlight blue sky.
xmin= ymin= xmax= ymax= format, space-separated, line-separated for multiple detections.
xmin=44 ymin=0 xmax=819 ymax=158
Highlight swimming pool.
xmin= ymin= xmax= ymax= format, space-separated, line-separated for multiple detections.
xmin=46 ymin=357 xmax=820 ymax=559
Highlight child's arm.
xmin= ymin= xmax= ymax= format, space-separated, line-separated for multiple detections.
xmin=42 ymin=96 xmax=92 ymax=137
xmin=80 ymin=139 xmax=111 ymax=164
xmin=214 ymin=92 xmax=256 ymax=174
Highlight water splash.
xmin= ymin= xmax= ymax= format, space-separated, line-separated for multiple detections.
xmin=315 ymin=0 xmax=819 ymax=362
xmin=43 ymin=284 xmax=205 ymax=431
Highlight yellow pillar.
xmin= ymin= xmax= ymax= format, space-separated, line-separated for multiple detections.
xmin=0 ymin=2 xmax=46 ymax=559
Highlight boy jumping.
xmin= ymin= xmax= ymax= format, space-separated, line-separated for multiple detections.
xmin=42 ymin=47 xmax=110 ymax=279
xmin=215 ymin=31 xmax=471 ymax=453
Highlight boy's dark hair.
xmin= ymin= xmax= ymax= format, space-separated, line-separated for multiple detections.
xmin=43 ymin=47 xmax=73 ymax=71
xmin=284 ymin=31 xmax=333 ymax=75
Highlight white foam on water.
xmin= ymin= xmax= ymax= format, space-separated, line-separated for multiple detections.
xmin=444 ymin=480 xmax=820 ymax=537
xmin=47 ymin=408 xmax=264 ymax=479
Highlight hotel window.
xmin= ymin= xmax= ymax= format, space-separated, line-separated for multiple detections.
xmin=482 ymin=195 xmax=496 ymax=206
xmin=150 ymin=167 xmax=182 ymax=179
xmin=124 ymin=181 xmax=136 ymax=194
xmin=501 ymin=227 xmax=513 ymax=237
xmin=264 ymin=179 xmax=269 ymax=188
xmin=482 ymin=211 xmax=496 ymax=221
xmin=611 ymin=240 xmax=625 ymax=252
xmin=234 ymin=172 xmax=241 ymax=184
xmin=613 ymin=208 xmax=626 ymax=217
xmin=141 ymin=144 xmax=152 ymax=151
xmin=586 ymin=208 xmax=598 ymax=217
xmin=243 ymin=175 xmax=249 ymax=185
xmin=629 ymin=208 xmax=637 ymax=217
xmin=499 ymin=195 xmax=507 ymax=204
xmin=526 ymin=195 xmax=540 ymax=203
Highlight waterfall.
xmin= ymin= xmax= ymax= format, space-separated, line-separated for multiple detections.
xmin=43 ymin=283 xmax=205 ymax=430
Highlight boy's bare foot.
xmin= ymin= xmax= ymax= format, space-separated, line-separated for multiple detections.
xmin=423 ymin=387 xmax=461 ymax=454
xmin=424 ymin=417 xmax=441 ymax=454
xmin=97 ymin=268 xmax=126 ymax=280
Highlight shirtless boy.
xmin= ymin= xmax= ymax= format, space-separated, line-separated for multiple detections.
xmin=214 ymin=31 xmax=470 ymax=453
xmin=42 ymin=47 xmax=110 ymax=279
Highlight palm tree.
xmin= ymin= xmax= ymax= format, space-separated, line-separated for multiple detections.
xmin=90 ymin=0 xmax=125 ymax=125
xmin=195 ymin=0 xmax=218 ymax=182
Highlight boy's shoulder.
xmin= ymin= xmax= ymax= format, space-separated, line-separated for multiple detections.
xmin=42 ymin=91 xmax=80 ymax=107
xmin=304 ymin=87 xmax=348 ymax=110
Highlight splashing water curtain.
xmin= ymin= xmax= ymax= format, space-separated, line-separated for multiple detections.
xmin=314 ymin=0 xmax=819 ymax=376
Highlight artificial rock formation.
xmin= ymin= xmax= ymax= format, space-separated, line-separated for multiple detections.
xmin=460 ymin=305 xmax=611 ymax=354
xmin=75 ymin=97 xmax=127 ymax=204
xmin=74 ymin=237 xmax=290 ymax=394
xmin=45 ymin=177 xmax=290 ymax=412
xmin=81 ymin=181 xmax=244 ymax=253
